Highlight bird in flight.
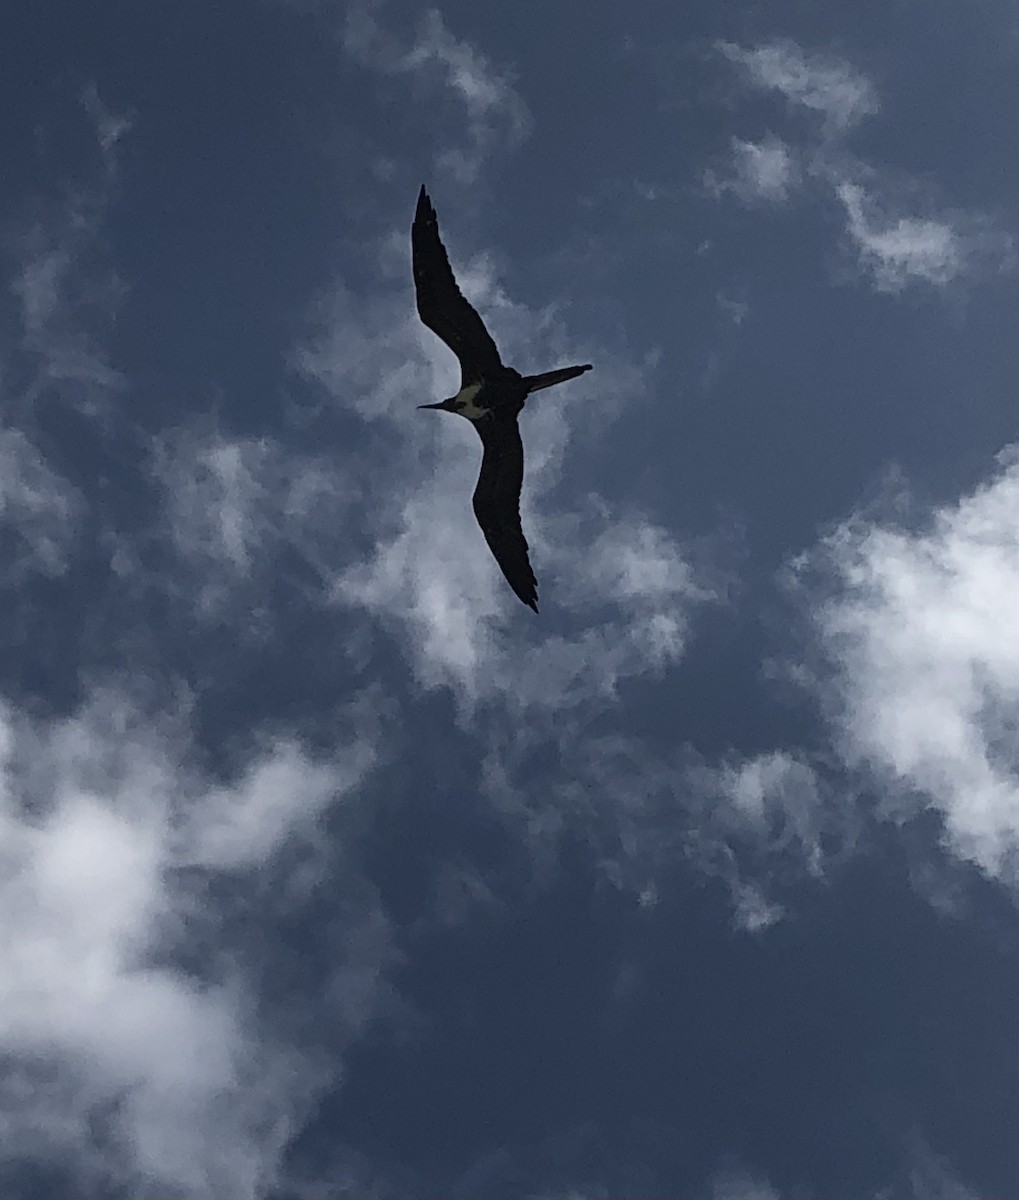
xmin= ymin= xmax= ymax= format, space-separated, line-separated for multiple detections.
xmin=412 ymin=185 xmax=592 ymax=612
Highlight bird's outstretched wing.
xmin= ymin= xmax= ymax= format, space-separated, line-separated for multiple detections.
xmin=413 ymin=186 xmax=504 ymax=387
xmin=472 ymin=417 xmax=538 ymax=611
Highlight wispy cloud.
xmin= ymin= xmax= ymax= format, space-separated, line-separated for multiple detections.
xmin=719 ymin=39 xmax=878 ymax=132
xmin=835 ymin=178 xmax=1014 ymax=293
xmin=80 ymin=83 xmax=134 ymax=176
xmin=0 ymin=427 xmax=82 ymax=580
xmin=837 ymin=180 xmax=963 ymax=290
xmin=677 ymin=748 xmax=853 ymax=932
xmin=343 ymin=5 xmax=530 ymax=181
xmin=150 ymin=426 xmax=354 ymax=623
xmin=703 ymin=134 xmax=800 ymax=204
xmin=713 ymin=38 xmax=1014 ymax=295
xmin=712 ymin=1165 xmax=780 ymax=1200
xmin=6 ymin=88 xmax=131 ymax=416
xmin=718 ymin=751 xmax=830 ymax=876
xmin=903 ymin=1137 xmax=982 ymax=1200
xmin=10 ymin=226 xmax=125 ymax=410
xmin=178 ymin=735 xmax=376 ymax=871
xmin=792 ymin=446 xmax=1019 ymax=886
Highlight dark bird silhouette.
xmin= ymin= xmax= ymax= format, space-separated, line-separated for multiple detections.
xmin=412 ymin=185 xmax=592 ymax=611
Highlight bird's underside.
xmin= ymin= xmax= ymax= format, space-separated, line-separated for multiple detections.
xmin=412 ymin=185 xmax=592 ymax=611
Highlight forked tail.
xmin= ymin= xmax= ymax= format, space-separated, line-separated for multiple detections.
xmin=522 ymin=363 xmax=593 ymax=394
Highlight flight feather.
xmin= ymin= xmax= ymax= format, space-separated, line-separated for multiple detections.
xmin=471 ymin=418 xmax=538 ymax=612
xmin=412 ymin=186 xmax=504 ymax=387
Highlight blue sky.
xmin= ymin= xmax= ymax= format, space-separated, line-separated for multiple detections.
xmin=1 ymin=2 xmax=1017 ymax=1197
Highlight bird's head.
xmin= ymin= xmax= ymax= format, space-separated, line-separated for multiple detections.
xmin=417 ymin=398 xmax=458 ymax=413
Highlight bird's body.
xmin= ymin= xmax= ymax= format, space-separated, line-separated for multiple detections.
xmin=412 ymin=185 xmax=592 ymax=611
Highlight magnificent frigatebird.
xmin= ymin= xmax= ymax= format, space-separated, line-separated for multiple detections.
xmin=412 ymin=185 xmax=592 ymax=612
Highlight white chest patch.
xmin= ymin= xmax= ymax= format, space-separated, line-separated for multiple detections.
xmin=453 ymin=383 xmax=491 ymax=422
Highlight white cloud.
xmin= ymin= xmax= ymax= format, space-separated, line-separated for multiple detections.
xmin=0 ymin=427 xmax=82 ymax=580
xmin=7 ymin=124 xmax=127 ymax=414
xmin=295 ymin=226 xmax=718 ymax=712
xmin=334 ymin=479 xmax=711 ymax=710
xmin=80 ymin=84 xmax=133 ymax=174
xmin=151 ymin=427 xmax=354 ymax=623
xmin=343 ymin=5 xmax=530 ymax=181
xmin=527 ymin=1191 xmax=607 ymax=1200
xmin=10 ymin=229 xmax=125 ymax=408
xmin=838 ymin=181 xmax=961 ymax=289
xmin=6 ymin=96 xmax=130 ymax=412
xmin=713 ymin=40 xmax=1014 ymax=296
xmin=712 ymin=1166 xmax=780 ymax=1200
xmin=720 ymin=751 xmax=829 ymax=877
xmin=476 ymin=720 xmax=847 ymax=934
xmin=795 ymin=446 xmax=1019 ymax=885
xmin=903 ymin=1137 xmax=982 ymax=1200
xmin=705 ymin=135 xmax=800 ymax=204
xmin=156 ymin=432 xmax=271 ymax=596
xmin=720 ymin=39 xmax=878 ymax=131
xmin=179 ymin=736 xmax=375 ymax=871
xmin=0 ymin=89 xmax=131 ymax=431
xmin=0 ymin=687 xmax=388 ymax=1198
xmin=676 ymin=749 xmax=848 ymax=932
xmin=729 ymin=880 xmax=785 ymax=934
xmin=835 ymin=179 xmax=1013 ymax=292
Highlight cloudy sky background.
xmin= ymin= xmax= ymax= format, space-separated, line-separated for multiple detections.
xmin=1 ymin=1 xmax=1017 ymax=1197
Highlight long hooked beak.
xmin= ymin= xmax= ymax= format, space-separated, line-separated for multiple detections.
xmin=417 ymin=400 xmax=448 ymax=410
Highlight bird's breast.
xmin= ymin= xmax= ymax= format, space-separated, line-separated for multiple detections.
xmin=453 ymin=382 xmax=492 ymax=422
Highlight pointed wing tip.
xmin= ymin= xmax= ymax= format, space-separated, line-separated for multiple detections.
xmin=518 ymin=576 xmax=539 ymax=611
